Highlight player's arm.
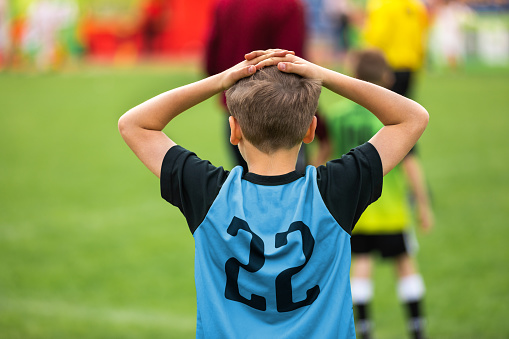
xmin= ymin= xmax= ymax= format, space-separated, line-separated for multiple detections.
xmin=252 ymin=54 xmax=429 ymax=176
xmin=402 ymin=154 xmax=434 ymax=231
xmin=118 ymin=50 xmax=293 ymax=178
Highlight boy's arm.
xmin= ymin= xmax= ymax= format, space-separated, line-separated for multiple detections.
xmin=251 ymin=54 xmax=429 ymax=176
xmin=119 ymin=50 xmax=293 ymax=178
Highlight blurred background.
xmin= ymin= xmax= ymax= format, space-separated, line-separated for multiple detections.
xmin=0 ymin=0 xmax=508 ymax=338
xmin=1 ymin=0 xmax=509 ymax=70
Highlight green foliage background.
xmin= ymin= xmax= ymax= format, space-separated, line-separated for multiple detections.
xmin=0 ymin=63 xmax=508 ymax=338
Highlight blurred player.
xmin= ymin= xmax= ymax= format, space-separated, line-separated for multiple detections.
xmin=139 ymin=0 xmax=170 ymax=56
xmin=326 ymin=50 xmax=434 ymax=339
xmin=323 ymin=0 xmax=352 ymax=59
xmin=204 ymin=0 xmax=329 ymax=172
xmin=429 ymin=0 xmax=474 ymax=69
xmin=362 ymin=0 xmax=429 ymax=98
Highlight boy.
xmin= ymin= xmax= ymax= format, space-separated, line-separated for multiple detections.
xmin=326 ymin=50 xmax=433 ymax=339
xmin=118 ymin=49 xmax=428 ymax=338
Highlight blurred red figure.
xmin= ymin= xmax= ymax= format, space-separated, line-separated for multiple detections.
xmin=205 ymin=0 xmax=329 ymax=172
xmin=140 ymin=0 xmax=170 ymax=55
xmin=205 ymin=0 xmax=306 ymax=75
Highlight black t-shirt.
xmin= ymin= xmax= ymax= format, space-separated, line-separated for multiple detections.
xmin=161 ymin=142 xmax=382 ymax=234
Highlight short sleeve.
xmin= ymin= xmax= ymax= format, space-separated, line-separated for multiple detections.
xmin=316 ymin=142 xmax=383 ymax=234
xmin=160 ymin=145 xmax=230 ymax=234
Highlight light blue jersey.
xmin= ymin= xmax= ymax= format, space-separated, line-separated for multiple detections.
xmin=194 ymin=166 xmax=354 ymax=338
xmin=160 ymin=143 xmax=382 ymax=338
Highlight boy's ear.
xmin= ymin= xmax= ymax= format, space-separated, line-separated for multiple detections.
xmin=303 ymin=116 xmax=317 ymax=144
xmin=229 ymin=116 xmax=242 ymax=145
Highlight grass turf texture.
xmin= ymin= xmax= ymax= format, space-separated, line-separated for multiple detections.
xmin=0 ymin=64 xmax=508 ymax=338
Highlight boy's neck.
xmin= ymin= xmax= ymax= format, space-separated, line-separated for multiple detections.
xmin=241 ymin=142 xmax=301 ymax=176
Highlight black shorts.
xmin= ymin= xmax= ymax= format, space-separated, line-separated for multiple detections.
xmin=351 ymin=233 xmax=411 ymax=258
xmin=391 ymin=70 xmax=414 ymax=98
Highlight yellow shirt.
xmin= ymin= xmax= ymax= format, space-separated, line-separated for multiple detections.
xmin=362 ymin=0 xmax=429 ymax=71
xmin=327 ymin=101 xmax=413 ymax=234
xmin=353 ymin=164 xmax=411 ymax=234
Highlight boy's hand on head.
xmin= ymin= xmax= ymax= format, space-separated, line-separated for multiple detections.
xmin=220 ymin=62 xmax=257 ymax=90
xmin=220 ymin=49 xmax=295 ymax=90
xmin=254 ymin=54 xmax=325 ymax=82
xmin=244 ymin=49 xmax=295 ymax=61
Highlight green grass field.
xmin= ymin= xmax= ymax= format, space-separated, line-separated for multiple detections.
xmin=1 ymin=62 xmax=508 ymax=338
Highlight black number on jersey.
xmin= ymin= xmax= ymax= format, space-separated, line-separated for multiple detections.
xmin=275 ymin=221 xmax=320 ymax=312
xmin=225 ymin=217 xmax=266 ymax=311
xmin=224 ymin=217 xmax=320 ymax=312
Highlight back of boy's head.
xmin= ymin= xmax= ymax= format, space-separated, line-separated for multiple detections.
xmin=352 ymin=49 xmax=392 ymax=86
xmin=226 ymin=66 xmax=321 ymax=154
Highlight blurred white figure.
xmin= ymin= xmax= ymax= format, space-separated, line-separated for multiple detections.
xmin=430 ymin=0 xmax=475 ymax=69
xmin=0 ymin=0 xmax=11 ymax=68
xmin=22 ymin=0 xmax=78 ymax=70
xmin=477 ymin=18 xmax=509 ymax=66
xmin=23 ymin=0 xmax=58 ymax=70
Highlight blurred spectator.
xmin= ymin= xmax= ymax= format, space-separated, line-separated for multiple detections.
xmin=58 ymin=0 xmax=81 ymax=61
xmin=204 ymin=0 xmax=329 ymax=172
xmin=139 ymin=0 xmax=170 ymax=56
xmin=0 ymin=0 xmax=11 ymax=69
xmin=429 ymin=0 xmax=475 ymax=69
xmin=476 ymin=14 xmax=509 ymax=65
xmin=22 ymin=0 xmax=79 ymax=71
xmin=362 ymin=0 xmax=429 ymax=98
xmin=323 ymin=0 xmax=352 ymax=59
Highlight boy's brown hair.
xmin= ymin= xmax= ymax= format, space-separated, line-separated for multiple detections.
xmin=352 ymin=49 xmax=392 ymax=86
xmin=226 ymin=66 xmax=321 ymax=153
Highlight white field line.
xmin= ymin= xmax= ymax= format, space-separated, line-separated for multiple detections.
xmin=0 ymin=298 xmax=195 ymax=330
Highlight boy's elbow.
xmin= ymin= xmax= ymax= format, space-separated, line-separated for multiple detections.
xmin=118 ymin=112 xmax=133 ymax=138
xmin=419 ymin=106 xmax=429 ymax=131
xmin=413 ymin=104 xmax=429 ymax=134
xmin=118 ymin=115 xmax=126 ymax=136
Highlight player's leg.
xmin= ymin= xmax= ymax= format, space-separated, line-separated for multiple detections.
xmin=396 ymin=255 xmax=426 ymax=339
xmin=351 ymin=235 xmax=375 ymax=339
xmin=379 ymin=233 xmax=426 ymax=339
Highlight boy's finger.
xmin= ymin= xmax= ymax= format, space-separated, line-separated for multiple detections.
xmin=239 ymin=65 xmax=256 ymax=79
xmin=245 ymin=50 xmax=266 ymax=60
xmin=277 ymin=61 xmax=304 ymax=75
xmin=245 ymin=49 xmax=295 ymax=61
xmin=271 ymin=50 xmax=295 ymax=58
xmin=267 ymin=49 xmax=294 ymax=55
xmin=245 ymin=49 xmax=285 ymax=60
xmin=254 ymin=57 xmax=284 ymax=69
xmin=254 ymin=55 xmax=293 ymax=69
